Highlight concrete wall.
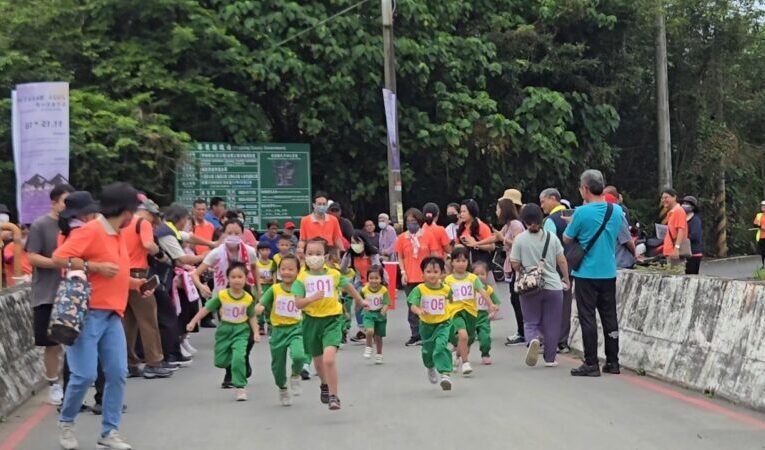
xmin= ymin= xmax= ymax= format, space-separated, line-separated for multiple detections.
xmin=569 ymin=270 xmax=765 ymax=412
xmin=0 ymin=285 xmax=44 ymax=418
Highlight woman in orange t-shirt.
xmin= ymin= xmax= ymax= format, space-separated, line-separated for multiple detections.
xmin=422 ymin=202 xmax=452 ymax=257
xmin=395 ymin=208 xmax=438 ymax=345
xmin=456 ymin=199 xmax=495 ymax=274
xmin=661 ymin=189 xmax=687 ymax=260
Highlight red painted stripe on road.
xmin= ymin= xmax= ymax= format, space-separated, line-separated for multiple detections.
xmin=0 ymin=403 xmax=54 ymax=450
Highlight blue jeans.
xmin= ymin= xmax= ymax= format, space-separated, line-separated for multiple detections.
xmin=59 ymin=310 xmax=127 ymax=436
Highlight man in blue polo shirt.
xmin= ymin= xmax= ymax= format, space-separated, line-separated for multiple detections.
xmin=563 ymin=169 xmax=623 ymax=377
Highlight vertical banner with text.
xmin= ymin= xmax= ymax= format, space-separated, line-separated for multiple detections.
xmin=382 ymin=88 xmax=400 ymax=171
xmin=12 ymin=82 xmax=70 ymax=224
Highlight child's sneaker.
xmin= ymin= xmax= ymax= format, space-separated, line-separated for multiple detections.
xmin=290 ymin=375 xmax=302 ymax=396
xmin=481 ymin=356 xmax=492 ymax=365
xmin=375 ymin=354 xmax=384 ymax=365
xmin=279 ymin=388 xmax=292 ymax=406
xmin=461 ymin=361 xmax=473 ymax=377
xmin=440 ymin=374 xmax=452 ymax=391
xmin=236 ymin=388 xmax=248 ymax=401
xmin=320 ymin=383 xmax=330 ymax=404
xmin=427 ymin=368 xmax=438 ymax=384
xmin=328 ymin=395 xmax=341 ymax=410
xmin=363 ymin=346 xmax=373 ymax=359
xmin=452 ymin=352 xmax=460 ymax=368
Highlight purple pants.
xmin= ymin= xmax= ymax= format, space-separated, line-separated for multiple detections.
xmin=520 ymin=289 xmax=563 ymax=363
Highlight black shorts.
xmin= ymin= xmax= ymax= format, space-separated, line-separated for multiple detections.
xmin=33 ymin=304 xmax=58 ymax=347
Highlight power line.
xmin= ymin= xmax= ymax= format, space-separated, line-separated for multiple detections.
xmin=271 ymin=0 xmax=372 ymax=49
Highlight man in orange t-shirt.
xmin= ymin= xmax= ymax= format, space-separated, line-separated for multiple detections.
xmin=298 ymin=191 xmax=344 ymax=257
xmin=52 ymin=183 xmax=148 ymax=449
xmin=191 ymin=199 xmax=215 ymax=255
xmin=661 ymin=189 xmax=687 ymax=259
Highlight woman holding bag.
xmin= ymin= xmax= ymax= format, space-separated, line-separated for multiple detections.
xmin=510 ymin=204 xmax=570 ymax=369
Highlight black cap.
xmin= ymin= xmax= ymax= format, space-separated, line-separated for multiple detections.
xmin=99 ymin=183 xmax=140 ymax=218
xmin=681 ymin=195 xmax=699 ymax=211
xmin=61 ymin=191 xmax=100 ymax=220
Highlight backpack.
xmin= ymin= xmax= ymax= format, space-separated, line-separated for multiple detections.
xmin=514 ymin=232 xmax=551 ymax=296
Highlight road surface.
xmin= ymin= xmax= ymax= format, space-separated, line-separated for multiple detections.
xmin=700 ymin=255 xmax=762 ymax=279
xmin=2 ymin=288 xmax=764 ymax=450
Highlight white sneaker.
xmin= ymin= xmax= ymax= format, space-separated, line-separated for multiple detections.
xmin=49 ymin=383 xmax=64 ymax=406
xmin=179 ymin=345 xmax=192 ymax=359
xmin=526 ymin=339 xmax=540 ymax=367
xmin=181 ymin=338 xmax=198 ymax=355
xmin=363 ymin=346 xmax=373 ymax=359
xmin=97 ymin=430 xmax=132 ymax=449
xmin=279 ymin=388 xmax=292 ymax=406
xmin=375 ymin=354 xmax=384 ymax=365
xmin=452 ymin=352 xmax=460 ymax=368
xmin=440 ymin=374 xmax=452 ymax=391
xmin=545 ymin=361 xmax=559 ymax=368
xmin=290 ymin=375 xmax=302 ymax=396
xmin=461 ymin=362 xmax=473 ymax=377
xmin=58 ymin=422 xmax=78 ymax=450
xmin=427 ymin=368 xmax=438 ymax=384
xmin=236 ymin=388 xmax=248 ymax=401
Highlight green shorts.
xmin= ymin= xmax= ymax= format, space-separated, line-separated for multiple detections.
xmin=362 ymin=311 xmax=387 ymax=337
xmin=302 ymin=314 xmax=343 ymax=357
xmin=450 ymin=309 xmax=477 ymax=346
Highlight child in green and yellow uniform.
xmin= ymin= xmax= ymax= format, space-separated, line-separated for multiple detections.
xmin=408 ymin=256 xmax=455 ymax=391
xmin=361 ymin=265 xmax=390 ymax=364
xmin=256 ymin=241 xmax=277 ymax=334
xmin=444 ymin=246 xmax=495 ymax=377
xmin=472 ymin=261 xmax=502 ymax=365
xmin=273 ymin=235 xmax=293 ymax=281
xmin=256 ymin=254 xmax=308 ymax=406
xmin=187 ymin=262 xmax=260 ymax=402
xmin=296 ymin=238 xmax=366 ymax=411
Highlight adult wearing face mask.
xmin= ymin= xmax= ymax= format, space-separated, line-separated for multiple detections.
xmin=298 ymin=191 xmax=344 ymax=258
xmin=342 ymin=231 xmax=383 ymax=342
xmin=444 ymin=203 xmax=461 ymax=242
xmin=377 ymin=213 xmax=397 ymax=262
xmin=395 ymin=208 xmax=439 ymax=346
xmin=681 ymin=196 xmax=703 ymax=275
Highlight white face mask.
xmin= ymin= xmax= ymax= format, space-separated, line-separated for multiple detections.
xmin=378 ymin=222 xmax=387 ymax=230
xmin=305 ymin=255 xmax=325 ymax=270
xmin=0 ymin=214 xmax=9 ymax=224
xmin=351 ymin=243 xmax=364 ymax=254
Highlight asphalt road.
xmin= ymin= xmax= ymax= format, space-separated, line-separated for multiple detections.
xmin=3 ymin=287 xmax=765 ymax=450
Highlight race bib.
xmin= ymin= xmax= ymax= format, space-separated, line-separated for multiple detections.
xmin=275 ymin=295 xmax=301 ymax=319
xmin=305 ymin=275 xmax=335 ymax=298
xmin=421 ymin=295 xmax=446 ymax=315
xmin=366 ymin=294 xmax=384 ymax=311
xmin=258 ymin=269 xmax=273 ymax=280
xmin=477 ymin=295 xmax=489 ymax=311
xmin=221 ymin=303 xmax=248 ymax=322
xmin=451 ymin=281 xmax=474 ymax=302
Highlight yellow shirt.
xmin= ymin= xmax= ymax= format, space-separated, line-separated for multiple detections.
xmin=260 ymin=282 xmax=303 ymax=327
xmin=361 ymin=285 xmax=390 ymax=311
xmin=407 ymin=283 xmax=453 ymax=324
xmin=444 ymin=273 xmax=484 ymax=317
xmin=756 ymin=213 xmax=764 ymax=241
xmin=205 ymin=289 xmax=255 ymax=325
xmin=256 ymin=259 xmax=276 ymax=286
xmin=297 ymin=267 xmax=349 ymax=317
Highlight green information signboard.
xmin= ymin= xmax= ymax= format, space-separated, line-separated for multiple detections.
xmin=175 ymin=142 xmax=311 ymax=230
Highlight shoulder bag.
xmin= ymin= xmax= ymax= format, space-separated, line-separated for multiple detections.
xmin=48 ymin=258 xmax=92 ymax=346
xmin=565 ymin=203 xmax=613 ymax=271
xmin=515 ymin=231 xmax=551 ymax=296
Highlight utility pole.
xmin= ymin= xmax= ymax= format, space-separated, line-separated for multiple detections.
xmin=655 ymin=3 xmax=673 ymax=191
xmin=382 ymin=0 xmax=403 ymax=225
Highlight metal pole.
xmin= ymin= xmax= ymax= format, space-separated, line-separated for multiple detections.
xmin=655 ymin=4 xmax=673 ymax=191
xmin=382 ymin=0 xmax=403 ymax=225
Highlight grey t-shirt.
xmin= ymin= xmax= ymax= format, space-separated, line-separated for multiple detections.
xmin=510 ymin=229 xmax=564 ymax=291
xmin=25 ymin=215 xmax=62 ymax=306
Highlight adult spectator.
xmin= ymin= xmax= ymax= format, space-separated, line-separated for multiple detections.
xmin=605 ymin=185 xmax=632 ymax=225
xmin=26 ymin=183 xmax=74 ymax=406
xmin=606 ymin=193 xmax=637 ymax=270
xmin=191 ymin=199 xmax=215 ymax=255
xmin=259 ymin=220 xmax=281 ymax=257
xmin=661 ymin=188 xmax=687 ymax=262
xmin=363 ymin=219 xmax=380 ymax=250
xmin=53 ymin=182 xmax=146 ymax=450
xmin=563 ymin=169 xmax=623 ymax=377
xmin=328 ymin=202 xmax=354 ymax=244
xmin=456 ymin=199 xmax=495 ymax=270
xmin=123 ymin=197 xmax=173 ymax=379
xmin=395 ymin=208 xmax=438 ymax=346
xmin=3 ymin=224 xmax=32 ymax=286
xmin=283 ymin=221 xmax=298 ymax=250
xmin=224 ymin=209 xmax=257 ymax=246
xmin=422 ymin=202 xmax=451 ymax=257
xmin=682 ymin=196 xmax=704 ymax=274
xmin=342 ymin=230 xmax=383 ymax=342
xmin=755 ymin=201 xmax=765 ymax=268
xmin=377 ymin=213 xmax=397 ymax=261
xmin=444 ymin=203 xmax=461 ymax=242
xmin=205 ymin=197 xmax=226 ymax=230
xmin=510 ymin=203 xmax=570 ymax=368
xmin=298 ymin=191 xmax=344 ymax=257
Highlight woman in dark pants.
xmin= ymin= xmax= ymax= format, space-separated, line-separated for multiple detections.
xmin=682 ymin=196 xmax=703 ymax=275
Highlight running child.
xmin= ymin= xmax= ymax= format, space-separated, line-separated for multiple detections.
xmin=408 ymin=256 xmax=454 ymax=391
xmin=255 ymin=255 xmax=309 ymax=406
xmin=296 ymin=238 xmax=367 ymax=410
xmin=361 ymin=265 xmax=390 ymax=364
xmin=186 ymin=262 xmax=260 ymax=401
xmin=471 ymin=261 xmax=502 ymax=365
xmin=256 ymin=241 xmax=277 ymax=334
xmin=444 ymin=246 xmax=495 ymax=376
xmin=328 ymin=249 xmax=355 ymax=344
xmin=273 ymin=235 xmax=293 ymax=280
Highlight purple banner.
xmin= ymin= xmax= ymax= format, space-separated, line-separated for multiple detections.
xmin=13 ymin=82 xmax=70 ymax=224
xmin=382 ymin=88 xmax=400 ymax=171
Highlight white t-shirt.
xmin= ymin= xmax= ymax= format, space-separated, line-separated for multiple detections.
xmin=203 ymin=245 xmax=257 ymax=294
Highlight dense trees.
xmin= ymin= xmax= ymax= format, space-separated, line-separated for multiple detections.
xmin=0 ymin=0 xmax=762 ymax=253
